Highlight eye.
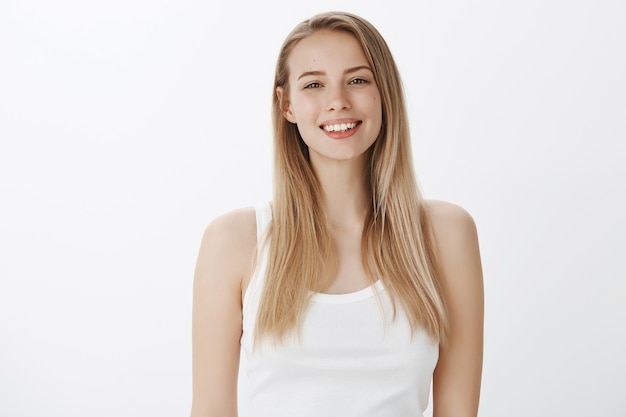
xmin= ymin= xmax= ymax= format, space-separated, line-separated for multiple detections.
xmin=349 ymin=78 xmax=369 ymax=85
xmin=304 ymin=82 xmax=322 ymax=89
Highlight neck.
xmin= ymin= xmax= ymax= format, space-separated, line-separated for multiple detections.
xmin=310 ymin=154 xmax=370 ymax=231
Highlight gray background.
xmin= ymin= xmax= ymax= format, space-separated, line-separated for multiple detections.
xmin=1 ymin=0 xmax=624 ymax=416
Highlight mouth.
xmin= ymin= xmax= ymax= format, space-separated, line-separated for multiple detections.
xmin=320 ymin=121 xmax=361 ymax=133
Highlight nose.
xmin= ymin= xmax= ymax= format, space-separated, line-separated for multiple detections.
xmin=326 ymin=85 xmax=351 ymax=111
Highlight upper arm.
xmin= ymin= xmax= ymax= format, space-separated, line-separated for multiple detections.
xmin=190 ymin=208 xmax=256 ymax=417
xmin=426 ymin=200 xmax=484 ymax=417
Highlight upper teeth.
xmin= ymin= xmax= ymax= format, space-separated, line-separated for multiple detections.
xmin=323 ymin=122 xmax=357 ymax=132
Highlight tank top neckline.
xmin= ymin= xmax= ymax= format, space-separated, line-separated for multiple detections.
xmin=311 ymin=280 xmax=385 ymax=304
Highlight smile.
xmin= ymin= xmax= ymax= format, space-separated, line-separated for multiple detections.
xmin=321 ymin=122 xmax=360 ymax=133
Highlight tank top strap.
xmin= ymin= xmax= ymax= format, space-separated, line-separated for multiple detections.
xmin=254 ymin=201 xmax=273 ymax=241
xmin=243 ymin=202 xmax=273 ymax=317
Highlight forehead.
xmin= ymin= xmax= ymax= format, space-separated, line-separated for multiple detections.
xmin=287 ymin=30 xmax=369 ymax=77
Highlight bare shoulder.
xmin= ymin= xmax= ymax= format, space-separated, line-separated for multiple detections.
xmin=196 ymin=207 xmax=257 ymax=293
xmin=422 ymin=199 xmax=482 ymax=285
xmin=202 ymin=207 xmax=257 ymax=250
xmin=423 ymin=199 xmax=477 ymax=240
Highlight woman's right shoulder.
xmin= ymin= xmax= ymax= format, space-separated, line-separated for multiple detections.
xmin=195 ymin=207 xmax=258 ymax=290
xmin=203 ymin=206 xmax=257 ymax=245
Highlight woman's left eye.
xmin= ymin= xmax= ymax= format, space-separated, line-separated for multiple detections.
xmin=350 ymin=78 xmax=368 ymax=85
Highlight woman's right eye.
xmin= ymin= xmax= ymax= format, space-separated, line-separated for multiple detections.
xmin=304 ymin=82 xmax=321 ymax=89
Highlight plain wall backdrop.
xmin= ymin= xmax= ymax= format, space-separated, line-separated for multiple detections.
xmin=1 ymin=0 xmax=624 ymax=416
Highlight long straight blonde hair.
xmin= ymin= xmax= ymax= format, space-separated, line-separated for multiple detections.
xmin=255 ymin=11 xmax=448 ymax=345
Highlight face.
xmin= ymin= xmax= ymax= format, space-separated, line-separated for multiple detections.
xmin=279 ymin=30 xmax=382 ymax=166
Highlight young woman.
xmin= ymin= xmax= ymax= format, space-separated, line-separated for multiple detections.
xmin=190 ymin=11 xmax=483 ymax=417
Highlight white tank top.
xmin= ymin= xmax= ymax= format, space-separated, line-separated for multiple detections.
xmin=240 ymin=202 xmax=439 ymax=417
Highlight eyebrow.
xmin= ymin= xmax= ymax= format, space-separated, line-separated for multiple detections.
xmin=297 ymin=65 xmax=373 ymax=80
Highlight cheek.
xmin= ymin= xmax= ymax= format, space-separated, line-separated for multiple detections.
xmin=370 ymin=94 xmax=383 ymax=120
xmin=291 ymin=99 xmax=317 ymax=123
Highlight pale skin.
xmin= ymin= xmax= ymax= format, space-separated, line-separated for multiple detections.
xmin=190 ymin=30 xmax=483 ymax=417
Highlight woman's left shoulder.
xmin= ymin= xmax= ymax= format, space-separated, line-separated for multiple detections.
xmin=421 ymin=199 xmax=482 ymax=282
xmin=422 ymin=199 xmax=478 ymax=241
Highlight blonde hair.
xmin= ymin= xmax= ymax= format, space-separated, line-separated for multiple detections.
xmin=256 ymin=11 xmax=448 ymax=345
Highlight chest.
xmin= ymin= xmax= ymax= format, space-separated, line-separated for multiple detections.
xmin=244 ymin=286 xmax=439 ymax=380
xmin=325 ymin=229 xmax=370 ymax=294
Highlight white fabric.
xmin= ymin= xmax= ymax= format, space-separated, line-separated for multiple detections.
xmin=240 ymin=202 xmax=439 ymax=417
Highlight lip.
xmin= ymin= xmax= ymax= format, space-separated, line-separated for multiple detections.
xmin=319 ymin=119 xmax=362 ymax=140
